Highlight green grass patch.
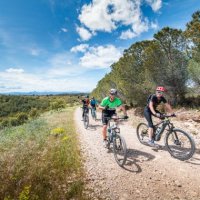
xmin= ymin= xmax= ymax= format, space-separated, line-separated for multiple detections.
xmin=0 ymin=108 xmax=86 ymax=200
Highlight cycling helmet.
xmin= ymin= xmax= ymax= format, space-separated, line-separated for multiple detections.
xmin=110 ymin=88 xmax=117 ymax=95
xmin=156 ymin=86 xmax=166 ymax=92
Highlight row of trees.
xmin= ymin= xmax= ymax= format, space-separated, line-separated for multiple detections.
xmin=91 ymin=11 xmax=200 ymax=107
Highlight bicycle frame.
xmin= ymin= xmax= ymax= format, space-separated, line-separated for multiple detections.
xmin=153 ymin=117 xmax=175 ymax=141
xmin=82 ymin=106 xmax=89 ymax=117
xmin=107 ymin=117 xmax=125 ymax=143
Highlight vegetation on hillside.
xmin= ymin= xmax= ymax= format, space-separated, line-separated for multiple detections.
xmin=0 ymin=95 xmax=80 ymax=129
xmin=91 ymin=11 xmax=200 ymax=108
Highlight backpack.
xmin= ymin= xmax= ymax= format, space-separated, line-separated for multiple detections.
xmin=146 ymin=94 xmax=153 ymax=105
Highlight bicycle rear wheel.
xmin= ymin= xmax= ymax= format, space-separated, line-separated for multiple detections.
xmin=165 ymin=128 xmax=195 ymax=160
xmin=113 ymin=134 xmax=127 ymax=166
xmin=136 ymin=123 xmax=149 ymax=145
xmin=83 ymin=114 xmax=89 ymax=129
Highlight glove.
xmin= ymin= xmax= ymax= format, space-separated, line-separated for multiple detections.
xmin=123 ymin=115 xmax=129 ymax=119
xmin=155 ymin=113 xmax=161 ymax=118
xmin=104 ymin=105 xmax=109 ymax=110
xmin=171 ymin=113 xmax=176 ymax=117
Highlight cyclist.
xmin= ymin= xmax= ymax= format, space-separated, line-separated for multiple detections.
xmin=144 ymin=86 xmax=174 ymax=147
xmin=90 ymin=97 xmax=98 ymax=119
xmin=99 ymin=89 xmax=128 ymax=147
xmin=81 ymin=95 xmax=90 ymax=119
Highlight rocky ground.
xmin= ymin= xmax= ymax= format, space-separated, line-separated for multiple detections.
xmin=74 ymin=108 xmax=200 ymax=200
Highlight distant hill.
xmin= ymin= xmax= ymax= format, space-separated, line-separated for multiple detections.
xmin=0 ymin=91 xmax=90 ymax=96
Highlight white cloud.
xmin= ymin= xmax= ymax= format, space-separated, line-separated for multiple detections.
xmin=70 ymin=44 xmax=89 ymax=53
xmin=0 ymin=45 xmax=122 ymax=92
xmin=145 ymin=0 xmax=162 ymax=12
xmin=47 ymin=52 xmax=83 ymax=77
xmin=27 ymin=47 xmax=43 ymax=56
xmin=77 ymin=0 xmax=162 ymax=40
xmin=150 ymin=21 xmax=159 ymax=29
xmin=0 ymin=68 xmax=95 ymax=92
xmin=6 ymin=68 xmax=24 ymax=73
xmin=80 ymin=45 xmax=122 ymax=69
xmin=131 ymin=17 xmax=149 ymax=35
xmin=120 ymin=29 xmax=137 ymax=40
xmin=61 ymin=28 xmax=68 ymax=32
xmin=76 ymin=26 xmax=93 ymax=41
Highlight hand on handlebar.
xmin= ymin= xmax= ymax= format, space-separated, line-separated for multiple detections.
xmin=155 ymin=113 xmax=161 ymax=118
xmin=170 ymin=113 xmax=176 ymax=117
xmin=123 ymin=115 xmax=129 ymax=120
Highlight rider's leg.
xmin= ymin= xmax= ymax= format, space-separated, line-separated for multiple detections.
xmin=148 ymin=127 xmax=154 ymax=141
xmin=102 ymin=112 xmax=108 ymax=140
xmin=102 ymin=125 xmax=107 ymax=140
xmin=144 ymin=107 xmax=154 ymax=140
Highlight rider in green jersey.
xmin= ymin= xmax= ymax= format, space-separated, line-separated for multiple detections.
xmin=99 ymin=89 xmax=128 ymax=147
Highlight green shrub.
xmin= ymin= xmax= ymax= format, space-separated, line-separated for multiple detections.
xmin=17 ymin=113 xmax=28 ymax=124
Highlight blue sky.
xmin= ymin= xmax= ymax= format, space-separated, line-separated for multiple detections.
xmin=0 ymin=0 xmax=199 ymax=93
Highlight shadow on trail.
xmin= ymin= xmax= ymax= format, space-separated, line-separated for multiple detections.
xmin=86 ymin=124 xmax=102 ymax=131
xmin=122 ymin=149 xmax=155 ymax=173
xmin=138 ymin=141 xmax=199 ymax=164
xmin=185 ymin=148 xmax=200 ymax=165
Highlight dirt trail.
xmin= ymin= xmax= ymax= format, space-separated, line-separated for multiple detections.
xmin=74 ymin=108 xmax=200 ymax=200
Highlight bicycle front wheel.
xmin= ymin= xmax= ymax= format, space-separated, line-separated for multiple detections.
xmin=113 ymin=134 xmax=127 ymax=166
xmin=136 ymin=123 xmax=149 ymax=145
xmin=165 ymin=128 xmax=195 ymax=161
xmin=83 ymin=114 xmax=89 ymax=129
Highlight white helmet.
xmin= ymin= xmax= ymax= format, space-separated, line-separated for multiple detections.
xmin=109 ymin=88 xmax=117 ymax=95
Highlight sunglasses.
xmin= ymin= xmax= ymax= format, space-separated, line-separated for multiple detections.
xmin=156 ymin=91 xmax=163 ymax=95
xmin=110 ymin=93 xmax=116 ymax=96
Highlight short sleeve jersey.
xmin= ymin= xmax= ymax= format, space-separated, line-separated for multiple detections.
xmin=82 ymin=99 xmax=89 ymax=107
xmin=90 ymin=99 xmax=97 ymax=107
xmin=100 ymin=97 xmax=122 ymax=108
xmin=148 ymin=94 xmax=167 ymax=110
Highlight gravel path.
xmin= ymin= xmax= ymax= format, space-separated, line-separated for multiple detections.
xmin=74 ymin=108 xmax=200 ymax=200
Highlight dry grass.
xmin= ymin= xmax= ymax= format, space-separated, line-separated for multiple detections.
xmin=0 ymin=108 xmax=86 ymax=200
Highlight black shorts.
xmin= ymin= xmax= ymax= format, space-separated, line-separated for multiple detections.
xmin=102 ymin=110 xmax=116 ymax=125
xmin=144 ymin=106 xmax=160 ymax=128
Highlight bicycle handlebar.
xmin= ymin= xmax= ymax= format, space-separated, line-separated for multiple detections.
xmin=160 ymin=113 xmax=176 ymax=118
xmin=104 ymin=116 xmax=128 ymax=121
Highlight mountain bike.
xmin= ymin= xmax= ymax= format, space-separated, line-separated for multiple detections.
xmin=105 ymin=115 xmax=128 ymax=166
xmin=82 ymin=106 xmax=89 ymax=129
xmin=90 ymin=107 xmax=97 ymax=120
xmin=136 ymin=114 xmax=195 ymax=161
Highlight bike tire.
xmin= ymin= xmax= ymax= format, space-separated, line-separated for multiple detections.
xmin=113 ymin=134 xmax=127 ymax=166
xmin=165 ymin=128 xmax=195 ymax=161
xmin=136 ymin=123 xmax=149 ymax=145
xmin=83 ymin=114 xmax=89 ymax=129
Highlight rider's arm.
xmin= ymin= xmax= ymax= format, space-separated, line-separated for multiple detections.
xmin=98 ymin=105 xmax=107 ymax=110
xmin=164 ymin=103 xmax=173 ymax=114
xmin=118 ymin=105 xmax=127 ymax=116
xmin=149 ymin=101 xmax=157 ymax=115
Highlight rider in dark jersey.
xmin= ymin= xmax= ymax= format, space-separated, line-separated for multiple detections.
xmin=81 ymin=95 xmax=90 ymax=118
xmin=144 ymin=86 xmax=174 ymax=147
